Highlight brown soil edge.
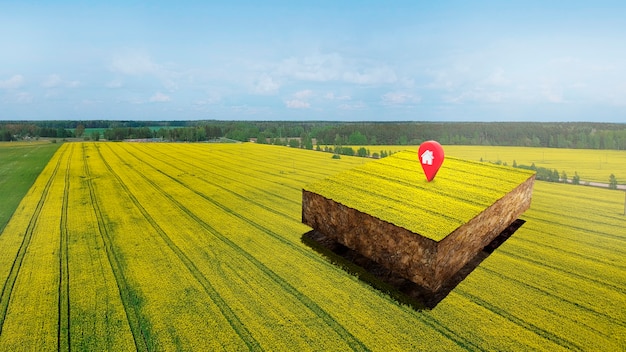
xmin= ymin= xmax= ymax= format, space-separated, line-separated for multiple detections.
xmin=301 ymin=219 xmax=526 ymax=310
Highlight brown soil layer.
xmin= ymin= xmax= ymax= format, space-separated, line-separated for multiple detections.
xmin=302 ymin=175 xmax=535 ymax=291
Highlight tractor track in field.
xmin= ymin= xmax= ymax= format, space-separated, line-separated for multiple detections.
xmin=58 ymin=144 xmax=72 ymax=351
xmin=511 ymin=230 xmax=626 ymax=272
xmin=0 ymin=145 xmax=68 ymax=334
xmin=81 ymin=144 xmax=150 ymax=352
xmin=100 ymin=143 xmax=371 ymax=352
xmin=126 ymin=143 xmax=301 ymax=210
xmin=499 ymin=248 xmax=626 ymax=295
xmin=93 ymin=144 xmax=263 ymax=351
xmin=457 ymin=289 xmax=582 ymax=351
xmin=479 ymin=265 xmax=626 ymax=333
xmin=118 ymin=144 xmax=313 ymax=253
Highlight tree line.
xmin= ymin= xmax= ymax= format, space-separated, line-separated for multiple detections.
xmin=483 ymin=159 xmax=620 ymax=189
xmin=2 ymin=121 xmax=626 ymax=150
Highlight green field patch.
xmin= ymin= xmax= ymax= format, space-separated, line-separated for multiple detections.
xmin=0 ymin=141 xmax=61 ymax=232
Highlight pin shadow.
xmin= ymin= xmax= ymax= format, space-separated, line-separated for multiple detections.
xmin=301 ymin=219 xmax=526 ymax=310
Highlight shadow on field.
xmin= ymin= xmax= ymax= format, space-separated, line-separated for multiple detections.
xmin=301 ymin=219 xmax=526 ymax=310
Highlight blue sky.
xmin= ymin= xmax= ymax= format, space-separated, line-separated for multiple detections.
xmin=1 ymin=1 xmax=626 ymax=121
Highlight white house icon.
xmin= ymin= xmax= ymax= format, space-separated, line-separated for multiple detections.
xmin=421 ymin=149 xmax=434 ymax=165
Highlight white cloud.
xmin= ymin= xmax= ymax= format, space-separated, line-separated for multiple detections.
xmin=338 ymin=101 xmax=366 ymax=110
xmin=2 ymin=92 xmax=33 ymax=104
xmin=445 ymin=89 xmax=505 ymax=104
xmin=276 ymin=53 xmax=398 ymax=86
xmin=541 ymin=85 xmax=564 ymax=103
xmin=285 ymin=99 xmax=310 ymax=109
xmin=381 ymin=91 xmax=421 ymax=105
xmin=194 ymin=92 xmax=221 ymax=106
xmin=279 ymin=53 xmax=343 ymax=82
xmin=426 ymin=68 xmax=465 ymax=91
xmin=0 ymin=74 xmax=24 ymax=89
xmin=14 ymin=92 xmax=33 ymax=103
xmin=342 ymin=66 xmax=397 ymax=85
xmin=41 ymin=74 xmax=62 ymax=88
xmin=41 ymin=74 xmax=81 ymax=88
xmin=150 ymin=92 xmax=171 ymax=102
xmin=109 ymin=51 xmax=178 ymax=91
xmin=252 ymin=74 xmax=280 ymax=95
xmin=293 ymin=89 xmax=313 ymax=99
xmin=325 ymin=92 xmax=351 ymax=100
xmin=106 ymin=79 xmax=124 ymax=88
xmin=484 ymin=68 xmax=510 ymax=86
xmin=109 ymin=53 xmax=162 ymax=76
xmin=285 ymin=90 xmax=313 ymax=108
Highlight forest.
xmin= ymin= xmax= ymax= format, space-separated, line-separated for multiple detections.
xmin=1 ymin=120 xmax=626 ymax=150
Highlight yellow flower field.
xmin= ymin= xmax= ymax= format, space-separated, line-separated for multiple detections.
xmin=0 ymin=142 xmax=623 ymax=350
xmin=356 ymin=145 xmax=626 ymax=184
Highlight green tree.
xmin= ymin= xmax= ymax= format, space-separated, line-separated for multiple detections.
xmin=609 ymin=174 xmax=618 ymax=190
xmin=341 ymin=147 xmax=355 ymax=156
xmin=348 ymin=131 xmax=368 ymax=145
xmin=357 ymin=147 xmax=368 ymax=157
xmin=256 ymin=132 xmax=268 ymax=144
xmin=288 ymin=139 xmax=299 ymax=148
xmin=75 ymin=123 xmax=85 ymax=138
xmin=551 ymin=169 xmax=560 ymax=182
xmin=572 ymin=172 xmax=580 ymax=185
xmin=300 ymin=132 xmax=313 ymax=149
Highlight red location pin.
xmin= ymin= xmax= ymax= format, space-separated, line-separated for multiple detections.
xmin=418 ymin=141 xmax=444 ymax=182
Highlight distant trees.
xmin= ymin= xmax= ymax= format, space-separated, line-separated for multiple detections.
xmin=2 ymin=121 xmax=626 ymax=150
xmin=510 ymin=163 xmax=561 ymax=183
xmin=348 ymin=131 xmax=368 ymax=145
xmin=495 ymin=160 xmax=619 ymax=190
xmin=288 ymin=139 xmax=300 ymax=148
xmin=609 ymin=174 xmax=618 ymax=190
xmin=0 ymin=128 xmax=13 ymax=141
xmin=572 ymin=172 xmax=580 ymax=185
xmin=75 ymin=124 xmax=85 ymax=138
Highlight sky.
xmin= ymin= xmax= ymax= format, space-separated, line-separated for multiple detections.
xmin=1 ymin=1 xmax=626 ymax=122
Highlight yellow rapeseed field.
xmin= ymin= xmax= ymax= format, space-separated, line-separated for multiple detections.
xmin=0 ymin=142 xmax=623 ymax=350
xmin=355 ymin=144 xmax=626 ymax=184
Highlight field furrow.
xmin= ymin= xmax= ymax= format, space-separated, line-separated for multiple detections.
xmin=100 ymin=143 xmax=370 ymax=351
xmin=67 ymin=144 xmax=136 ymax=350
xmin=81 ymin=144 xmax=150 ymax=352
xmin=94 ymin=143 xmax=264 ymax=351
xmin=58 ymin=143 xmax=72 ymax=351
xmin=457 ymin=289 xmax=583 ymax=350
xmin=85 ymin=143 xmax=255 ymax=351
xmin=125 ymin=142 xmax=301 ymax=221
